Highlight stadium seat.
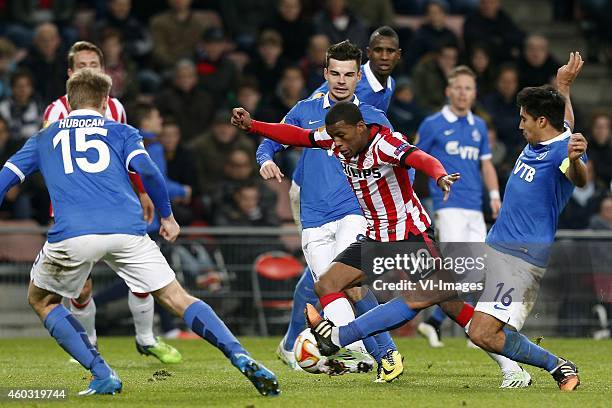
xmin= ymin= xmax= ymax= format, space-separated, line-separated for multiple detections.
xmin=252 ymin=251 xmax=304 ymax=336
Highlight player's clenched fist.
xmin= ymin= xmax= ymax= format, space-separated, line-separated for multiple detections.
xmin=231 ymin=107 xmax=252 ymax=130
xmin=568 ymin=133 xmax=587 ymax=161
xmin=437 ymin=172 xmax=460 ymax=202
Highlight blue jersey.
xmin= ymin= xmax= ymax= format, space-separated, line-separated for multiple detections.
xmin=486 ymin=129 xmax=586 ymax=267
xmin=417 ymin=106 xmax=491 ymax=211
xmin=257 ymin=93 xmax=393 ymax=229
xmin=6 ymin=109 xmax=148 ymax=242
xmin=312 ymin=61 xmax=395 ymax=112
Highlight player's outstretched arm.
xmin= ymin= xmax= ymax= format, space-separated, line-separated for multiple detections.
xmin=556 ymin=52 xmax=584 ymax=131
xmin=231 ymin=108 xmax=317 ymax=148
xmin=401 ymin=148 xmax=460 ymax=201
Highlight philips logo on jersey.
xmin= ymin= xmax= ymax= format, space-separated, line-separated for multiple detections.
xmin=342 ymin=162 xmax=382 ymax=179
xmin=444 ymin=141 xmax=480 ymax=160
xmin=58 ymin=118 xmax=105 ymax=128
xmin=513 ymin=158 xmax=536 ymax=182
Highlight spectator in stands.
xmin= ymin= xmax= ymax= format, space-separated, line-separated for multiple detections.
xmin=218 ymin=0 xmax=276 ymax=48
xmin=412 ymin=41 xmax=459 ymax=113
xmin=130 ymin=102 xmax=191 ymax=223
xmin=348 ymin=0 xmax=395 ymax=31
xmin=190 ymin=110 xmax=255 ymax=196
xmin=19 ymin=23 xmax=66 ymax=105
xmin=213 ymin=181 xmax=279 ymax=227
xmin=0 ymin=38 xmax=17 ymax=101
xmin=518 ymin=34 xmax=560 ymax=89
xmin=0 ymin=115 xmax=31 ymax=219
xmin=158 ymin=117 xmax=198 ymax=224
xmin=406 ymin=0 xmax=460 ymax=71
xmin=258 ymin=65 xmax=307 ymax=123
xmin=10 ymin=0 xmax=76 ymax=28
xmin=235 ymin=78 xmax=263 ymax=122
xmin=559 ymin=161 xmax=607 ymax=229
xmin=262 ymin=0 xmax=313 ymax=63
xmin=244 ymin=30 xmax=288 ymax=96
xmin=0 ymin=69 xmax=42 ymax=140
xmin=99 ymin=29 xmax=139 ymax=102
xmin=156 ymin=59 xmax=215 ymax=142
xmin=468 ymin=43 xmax=496 ymax=99
xmin=387 ymin=77 xmax=425 ymax=137
xmin=150 ymin=0 xmax=208 ymax=70
xmin=589 ymin=196 xmax=612 ymax=230
xmin=481 ymin=64 xmax=521 ymax=148
xmin=313 ymin=0 xmax=369 ymax=51
xmin=300 ymin=34 xmax=330 ymax=93
xmin=194 ymin=27 xmax=239 ymax=105
xmin=93 ymin=0 xmax=153 ymax=62
xmin=587 ymin=111 xmax=612 ymax=189
xmin=463 ymin=0 xmax=524 ymax=63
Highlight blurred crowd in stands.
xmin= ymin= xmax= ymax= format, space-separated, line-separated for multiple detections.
xmin=0 ymin=0 xmax=610 ymax=231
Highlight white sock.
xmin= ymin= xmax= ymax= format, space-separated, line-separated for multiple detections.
xmin=128 ymin=292 xmax=156 ymax=346
xmin=488 ymin=352 xmax=522 ymax=374
xmin=323 ymin=298 xmax=366 ymax=352
xmin=70 ymin=298 xmax=97 ymax=345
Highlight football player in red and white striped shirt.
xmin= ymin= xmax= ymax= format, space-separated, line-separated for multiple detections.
xmin=42 ymin=41 xmax=180 ymax=363
xmin=232 ymin=102 xmax=478 ymax=370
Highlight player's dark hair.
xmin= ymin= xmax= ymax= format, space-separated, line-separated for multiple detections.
xmin=325 ymin=101 xmax=364 ymax=127
xmin=68 ymin=41 xmax=104 ymax=70
xmin=369 ymin=26 xmax=399 ymax=45
xmin=128 ymin=102 xmax=157 ymax=128
xmin=516 ymin=85 xmax=565 ymax=131
xmin=326 ymin=40 xmax=362 ymax=69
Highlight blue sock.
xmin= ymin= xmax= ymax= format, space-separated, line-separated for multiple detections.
xmin=354 ymin=289 xmax=397 ymax=361
xmin=183 ymin=300 xmax=247 ymax=364
xmin=502 ymin=327 xmax=559 ymax=372
xmin=43 ymin=305 xmax=111 ymax=379
xmin=283 ymin=267 xmax=318 ymax=351
xmin=430 ymin=306 xmax=447 ymax=325
xmin=339 ymin=298 xmax=418 ymax=347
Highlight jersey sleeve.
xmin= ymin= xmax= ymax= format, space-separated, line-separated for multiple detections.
xmin=310 ymin=128 xmax=334 ymax=149
xmin=479 ymin=121 xmax=492 ymax=160
xmin=123 ymin=127 xmax=149 ymax=171
xmin=255 ymin=110 xmax=299 ymax=166
xmin=4 ymin=136 xmax=39 ymax=182
xmin=416 ymin=119 xmax=435 ymax=153
xmin=115 ymin=99 xmax=128 ymax=124
xmin=42 ymin=101 xmax=65 ymax=127
xmin=376 ymin=132 xmax=416 ymax=167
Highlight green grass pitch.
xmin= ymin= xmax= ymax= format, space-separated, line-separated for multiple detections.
xmin=1 ymin=337 xmax=610 ymax=407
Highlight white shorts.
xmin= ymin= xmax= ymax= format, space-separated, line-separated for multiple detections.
xmin=474 ymin=245 xmax=545 ymax=331
xmin=31 ymin=234 xmax=176 ymax=298
xmin=301 ymin=214 xmax=367 ymax=281
xmin=434 ymin=208 xmax=486 ymax=242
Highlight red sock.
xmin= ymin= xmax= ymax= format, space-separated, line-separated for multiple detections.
xmin=455 ymin=303 xmax=474 ymax=327
xmin=70 ymin=298 xmax=91 ymax=309
xmin=319 ymin=292 xmax=347 ymax=308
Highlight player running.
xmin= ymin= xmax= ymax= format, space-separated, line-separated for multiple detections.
xmin=415 ymin=65 xmax=531 ymax=388
xmin=232 ymin=102 xmax=477 ymax=381
xmin=0 ymin=69 xmax=279 ymax=396
xmin=257 ymin=34 xmax=402 ymax=381
xmin=44 ymin=41 xmax=179 ymax=363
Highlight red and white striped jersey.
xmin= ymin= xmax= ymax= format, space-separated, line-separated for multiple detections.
xmin=43 ymin=95 xmax=127 ymax=127
xmin=311 ymin=125 xmax=432 ymax=242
